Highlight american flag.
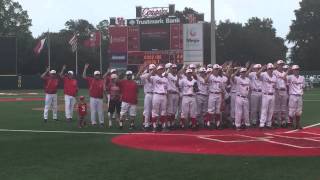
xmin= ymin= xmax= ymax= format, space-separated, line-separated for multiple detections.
xmin=68 ymin=35 xmax=77 ymax=52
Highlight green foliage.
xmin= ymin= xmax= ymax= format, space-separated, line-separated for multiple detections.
xmin=216 ymin=18 xmax=287 ymax=65
xmin=287 ymin=0 xmax=320 ymax=70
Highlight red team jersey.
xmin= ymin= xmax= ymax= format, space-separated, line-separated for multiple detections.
xmin=86 ymin=77 xmax=105 ymax=99
xmin=78 ymin=103 xmax=87 ymax=117
xmin=119 ymin=80 xmax=138 ymax=104
xmin=63 ymin=76 xmax=78 ymax=97
xmin=43 ymin=76 xmax=59 ymax=94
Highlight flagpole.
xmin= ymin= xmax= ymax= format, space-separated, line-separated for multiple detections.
xmin=99 ymin=30 xmax=102 ymax=73
xmin=76 ymin=42 xmax=78 ymax=76
xmin=48 ymin=30 xmax=51 ymax=69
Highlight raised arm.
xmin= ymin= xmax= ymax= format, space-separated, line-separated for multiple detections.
xmin=59 ymin=65 xmax=67 ymax=78
xmin=41 ymin=67 xmax=50 ymax=79
xmin=256 ymin=65 xmax=266 ymax=80
xmin=231 ymin=67 xmax=240 ymax=81
xmin=82 ymin=63 xmax=89 ymax=79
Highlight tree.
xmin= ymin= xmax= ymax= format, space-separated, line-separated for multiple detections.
xmin=287 ymin=0 xmax=320 ymax=70
xmin=215 ymin=18 xmax=287 ymax=65
xmin=0 ymin=0 xmax=35 ymax=75
xmin=0 ymin=0 xmax=32 ymax=36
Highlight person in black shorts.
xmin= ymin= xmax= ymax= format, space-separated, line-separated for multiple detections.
xmin=107 ymin=74 xmax=121 ymax=128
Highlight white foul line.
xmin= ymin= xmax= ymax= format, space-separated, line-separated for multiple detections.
xmin=284 ymin=122 xmax=320 ymax=134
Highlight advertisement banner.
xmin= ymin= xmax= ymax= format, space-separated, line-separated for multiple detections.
xmin=109 ymin=53 xmax=127 ymax=69
xmin=170 ymin=24 xmax=183 ymax=50
xmin=128 ymin=26 xmax=140 ymax=51
xmin=183 ymin=51 xmax=203 ymax=63
xmin=109 ymin=26 xmax=128 ymax=53
xmin=183 ymin=24 xmax=203 ymax=51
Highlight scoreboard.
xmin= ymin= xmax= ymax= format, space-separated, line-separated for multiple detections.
xmin=109 ymin=17 xmax=184 ymax=68
xmin=127 ymin=50 xmax=183 ymax=65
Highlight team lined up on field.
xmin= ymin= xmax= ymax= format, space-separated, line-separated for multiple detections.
xmin=138 ymin=61 xmax=304 ymax=132
xmin=40 ymin=60 xmax=304 ymax=132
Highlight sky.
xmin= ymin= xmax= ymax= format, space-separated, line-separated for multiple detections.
xmin=16 ymin=0 xmax=301 ymax=39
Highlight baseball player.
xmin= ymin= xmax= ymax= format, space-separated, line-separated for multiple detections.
xmin=118 ymin=71 xmax=138 ymax=129
xmin=196 ymin=67 xmax=209 ymax=125
xmin=229 ymin=67 xmax=238 ymax=127
xmin=273 ymin=60 xmax=288 ymax=127
xmin=231 ymin=68 xmax=251 ymax=130
xmin=60 ymin=65 xmax=78 ymax=122
xmin=82 ymin=64 xmax=105 ymax=127
xmin=138 ymin=64 xmax=156 ymax=130
xmin=257 ymin=63 xmax=277 ymax=129
xmin=248 ymin=64 xmax=262 ymax=126
xmin=106 ymin=74 xmax=121 ymax=128
xmin=165 ymin=64 xmax=180 ymax=129
xmin=148 ymin=65 xmax=169 ymax=132
xmin=287 ymin=65 xmax=305 ymax=129
xmin=178 ymin=69 xmax=198 ymax=129
xmin=41 ymin=67 xmax=59 ymax=122
xmin=205 ymin=64 xmax=225 ymax=129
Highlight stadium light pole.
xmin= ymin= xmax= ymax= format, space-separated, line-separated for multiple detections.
xmin=211 ymin=0 xmax=216 ymax=64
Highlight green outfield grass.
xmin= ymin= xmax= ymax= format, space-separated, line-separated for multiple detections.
xmin=0 ymin=88 xmax=320 ymax=180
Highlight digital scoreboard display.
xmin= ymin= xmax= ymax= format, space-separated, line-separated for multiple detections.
xmin=140 ymin=24 xmax=170 ymax=51
xmin=128 ymin=51 xmax=183 ymax=65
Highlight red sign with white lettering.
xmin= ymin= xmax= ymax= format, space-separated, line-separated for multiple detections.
xmin=109 ymin=26 xmax=128 ymax=53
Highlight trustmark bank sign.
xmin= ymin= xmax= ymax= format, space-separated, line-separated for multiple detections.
xmin=108 ymin=5 xmax=205 ymax=70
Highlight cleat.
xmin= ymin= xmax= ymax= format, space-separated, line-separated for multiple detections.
xmin=54 ymin=119 xmax=59 ymax=122
xmin=152 ymin=128 xmax=157 ymax=133
xmin=44 ymin=119 xmax=48 ymax=123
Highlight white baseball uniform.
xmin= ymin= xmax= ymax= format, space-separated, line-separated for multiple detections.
xmin=273 ymin=70 xmax=288 ymax=123
xmin=44 ymin=94 xmax=58 ymax=120
xmin=248 ymin=72 xmax=262 ymax=125
xmin=196 ymin=75 xmax=209 ymax=120
xmin=259 ymin=72 xmax=277 ymax=127
xmin=166 ymin=73 xmax=180 ymax=119
xmin=230 ymin=79 xmax=237 ymax=120
xmin=140 ymin=72 xmax=154 ymax=127
xmin=287 ymin=75 xmax=305 ymax=118
xmin=207 ymin=75 xmax=224 ymax=115
xmin=234 ymin=76 xmax=250 ymax=128
xmin=150 ymin=75 xmax=168 ymax=119
xmin=179 ymin=78 xmax=197 ymax=122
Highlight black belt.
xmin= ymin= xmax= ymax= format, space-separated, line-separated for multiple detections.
xmin=290 ymin=94 xmax=302 ymax=97
xmin=168 ymin=91 xmax=179 ymax=94
xmin=276 ymin=88 xmax=286 ymax=91
xmin=154 ymin=93 xmax=166 ymax=95
xmin=237 ymin=95 xmax=248 ymax=98
xmin=197 ymin=93 xmax=208 ymax=96
xmin=145 ymin=92 xmax=153 ymax=94
xmin=183 ymin=94 xmax=195 ymax=97
xmin=264 ymin=93 xmax=274 ymax=96
xmin=253 ymin=89 xmax=262 ymax=92
xmin=210 ymin=92 xmax=222 ymax=94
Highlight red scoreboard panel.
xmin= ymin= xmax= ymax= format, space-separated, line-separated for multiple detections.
xmin=128 ymin=50 xmax=183 ymax=65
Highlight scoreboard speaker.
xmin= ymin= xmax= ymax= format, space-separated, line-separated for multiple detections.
xmin=136 ymin=6 xmax=142 ymax=18
xmin=110 ymin=17 xmax=116 ymax=25
xmin=169 ymin=4 xmax=175 ymax=15
xmin=198 ymin=13 xmax=204 ymax=22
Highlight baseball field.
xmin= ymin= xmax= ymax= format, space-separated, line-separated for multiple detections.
xmin=0 ymin=88 xmax=320 ymax=180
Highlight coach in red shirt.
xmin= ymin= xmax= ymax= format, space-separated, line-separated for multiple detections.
xmin=83 ymin=64 xmax=105 ymax=127
xmin=118 ymin=70 xmax=138 ymax=129
xmin=41 ymin=67 xmax=59 ymax=122
xmin=60 ymin=65 xmax=78 ymax=122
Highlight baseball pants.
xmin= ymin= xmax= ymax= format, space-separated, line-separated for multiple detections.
xmin=152 ymin=94 xmax=167 ymax=118
xmin=235 ymin=96 xmax=250 ymax=128
xmin=44 ymin=93 xmax=58 ymax=119
xmin=196 ymin=94 xmax=208 ymax=120
xmin=120 ymin=102 xmax=137 ymax=117
xmin=288 ymin=95 xmax=303 ymax=117
xmin=90 ymin=97 xmax=104 ymax=125
xmin=274 ymin=91 xmax=288 ymax=122
xmin=230 ymin=92 xmax=236 ymax=119
xmin=208 ymin=93 xmax=223 ymax=114
xmin=167 ymin=93 xmax=179 ymax=116
xmin=181 ymin=96 xmax=197 ymax=119
xmin=259 ymin=94 xmax=275 ymax=127
xmin=143 ymin=93 xmax=153 ymax=127
xmin=250 ymin=92 xmax=262 ymax=124
xmin=64 ymin=95 xmax=76 ymax=119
